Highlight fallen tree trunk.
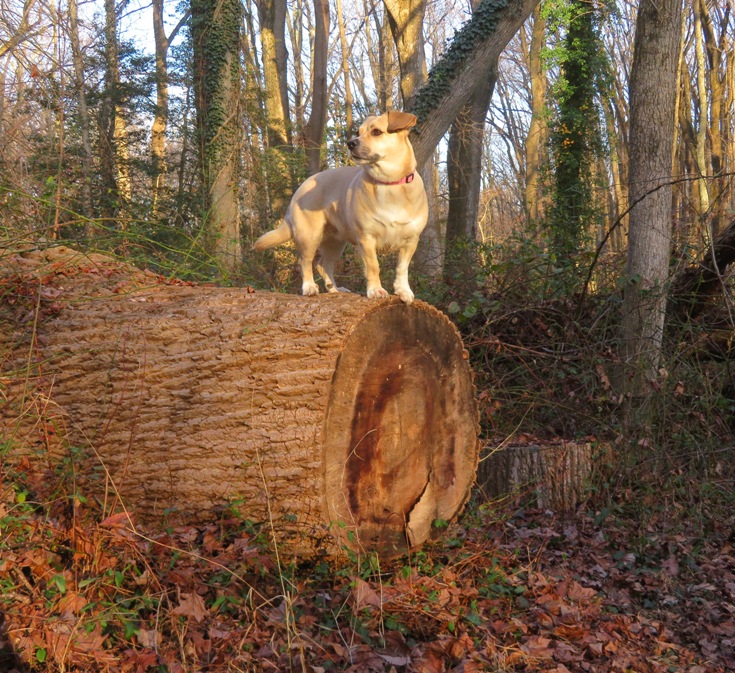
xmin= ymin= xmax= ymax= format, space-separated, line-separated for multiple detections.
xmin=670 ymin=216 xmax=735 ymax=321
xmin=0 ymin=247 xmax=479 ymax=559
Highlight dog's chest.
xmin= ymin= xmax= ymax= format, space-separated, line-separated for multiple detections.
xmin=365 ymin=208 xmax=423 ymax=250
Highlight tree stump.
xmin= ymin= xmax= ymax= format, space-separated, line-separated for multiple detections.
xmin=475 ymin=440 xmax=599 ymax=512
xmin=0 ymin=247 xmax=479 ymax=559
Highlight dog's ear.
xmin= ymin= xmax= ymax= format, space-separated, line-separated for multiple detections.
xmin=387 ymin=110 xmax=417 ymax=133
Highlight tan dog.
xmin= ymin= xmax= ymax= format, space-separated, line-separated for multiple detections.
xmin=254 ymin=111 xmax=428 ymax=304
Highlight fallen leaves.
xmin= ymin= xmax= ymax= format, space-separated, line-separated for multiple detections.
xmin=2 ymin=451 xmax=734 ymax=673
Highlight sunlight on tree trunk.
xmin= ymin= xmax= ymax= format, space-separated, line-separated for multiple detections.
xmin=257 ymin=0 xmax=294 ymax=220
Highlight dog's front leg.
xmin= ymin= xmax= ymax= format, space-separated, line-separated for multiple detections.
xmin=358 ymin=237 xmax=389 ymax=299
xmin=393 ymin=237 xmax=420 ymax=304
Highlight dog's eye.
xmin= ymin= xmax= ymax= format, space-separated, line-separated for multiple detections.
xmin=371 ymin=129 xmax=383 ymax=136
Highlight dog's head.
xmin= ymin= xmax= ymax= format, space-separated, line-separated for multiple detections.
xmin=346 ymin=112 xmax=418 ymax=176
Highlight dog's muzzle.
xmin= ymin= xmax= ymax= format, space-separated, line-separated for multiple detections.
xmin=346 ymin=138 xmax=359 ymax=151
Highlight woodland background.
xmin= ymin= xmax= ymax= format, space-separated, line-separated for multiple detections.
xmin=2 ymin=0 xmax=735 ymax=670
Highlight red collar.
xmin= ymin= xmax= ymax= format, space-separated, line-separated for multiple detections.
xmin=374 ymin=172 xmax=415 ymax=186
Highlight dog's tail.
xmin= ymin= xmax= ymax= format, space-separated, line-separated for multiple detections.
xmin=253 ymin=221 xmax=292 ymax=251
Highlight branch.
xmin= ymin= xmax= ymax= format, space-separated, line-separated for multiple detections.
xmin=409 ymin=0 xmax=539 ymax=166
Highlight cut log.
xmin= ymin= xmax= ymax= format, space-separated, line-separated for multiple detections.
xmin=0 ymin=247 xmax=479 ymax=559
xmin=475 ymin=440 xmax=598 ymax=513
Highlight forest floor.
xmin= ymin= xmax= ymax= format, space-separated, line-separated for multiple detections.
xmin=1 ymin=456 xmax=734 ymax=673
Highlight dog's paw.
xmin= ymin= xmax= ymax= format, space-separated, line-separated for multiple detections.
xmin=395 ymin=287 xmax=415 ymax=304
xmin=325 ymin=285 xmax=351 ymax=294
xmin=367 ymin=286 xmax=390 ymax=299
xmin=302 ymin=281 xmax=320 ymax=296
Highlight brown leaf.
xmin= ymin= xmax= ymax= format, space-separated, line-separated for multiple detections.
xmin=137 ymin=628 xmax=161 ymax=649
xmin=662 ymin=556 xmax=679 ymax=577
xmin=521 ymin=635 xmax=554 ymax=659
xmin=352 ymin=578 xmax=382 ymax=611
xmin=173 ymin=593 xmax=209 ymax=623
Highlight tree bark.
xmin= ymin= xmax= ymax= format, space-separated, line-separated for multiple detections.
xmin=619 ymin=0 xmax=682 ymax=404
xmin=1 ymin=247 xmax=479 ymax=560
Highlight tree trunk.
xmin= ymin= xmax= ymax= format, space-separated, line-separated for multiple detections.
xmin=524 ymin=6 xmax=547 ymax=223
xmin=191 ymin=0 xmax=244 ymax=273
xmin=150 ymin=0 xmax=187 ymax=216
xmin=100 ymin=0 xmax=131 ymax=226
xmin=335 ymin=0 xmax=354 ymax=134
xmin=68 ymin=0 xmax=93 ymax=221
xmin=303 ymin=0 xmax=329 ymax=176
xmin=1 ymin=247 xmax=479 ymax=560
xmin=383 ymin=0 xmax=427 ymax=112
xmin=619 ymin=0 xmax=682 ymax=405
xmin=444 ymin=66 xmax=497 ymax=282
xmin=257 ymin=0 xmax=294 ymax=219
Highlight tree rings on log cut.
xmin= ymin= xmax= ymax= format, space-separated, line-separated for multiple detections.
xmin=0 ymin=247 xmax=479 ymax=560
xmin=324 ymin=302 xmax=479 ymax=557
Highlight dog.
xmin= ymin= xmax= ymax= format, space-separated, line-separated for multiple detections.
xmin=254 ymin=111 xmax=428 ymax=304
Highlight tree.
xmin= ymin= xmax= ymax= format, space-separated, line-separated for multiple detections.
xmin=443 ymin=0 xmax=498 ymax=282
xmin=257 ymin=0 xmax=293 ymax=219
xmin=302 ymin=0 xmax=330 ymax=176
xmin=68 ymin=0 xmax=93 ymax=221
xmin=383 ymin=0 xmax=427 ymax=111
xmin=524 ymin=6 xmax=547 ymax=223
xmin=546 ymin=0 xmax=608 ymax=263
xmin=191 ymin=0 xmax=244 ymax=272
xmin=99 ymin=0 xmax=132 ymax=227
xmin=150 ymin=0 xmax=188 ymax=216
xmin=619 ymin=0 xmax=682 ymax=406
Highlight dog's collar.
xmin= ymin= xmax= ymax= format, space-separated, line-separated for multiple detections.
xmin=374 ymin=172 xmax=415 ymax=186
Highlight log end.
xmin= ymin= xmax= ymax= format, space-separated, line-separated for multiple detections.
xmin=323 ymin=298 xmax=479 ymax=558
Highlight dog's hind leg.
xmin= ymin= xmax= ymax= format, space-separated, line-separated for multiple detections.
xmin=316 ymin=238 xmax=349 ymax=293
xmin=291 ymin=213 xmax=323 ymax=296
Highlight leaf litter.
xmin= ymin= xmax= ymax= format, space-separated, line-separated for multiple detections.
xmin=2 ymin=452 xmax=734 ymax=673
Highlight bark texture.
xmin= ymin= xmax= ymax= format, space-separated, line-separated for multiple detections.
xmin=1 ymin=247 xmax=479 ymax=560
xmin=476 ymin=441 xmax=599 ymax=512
